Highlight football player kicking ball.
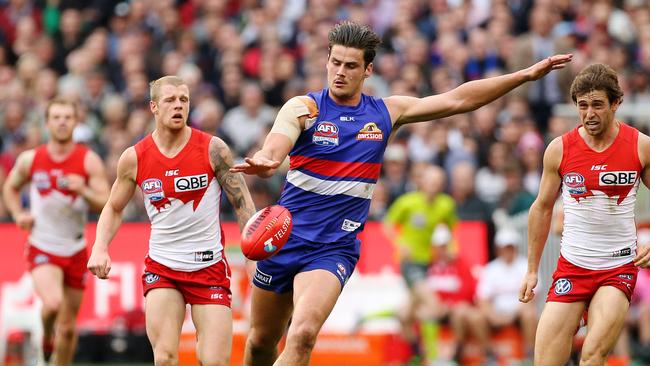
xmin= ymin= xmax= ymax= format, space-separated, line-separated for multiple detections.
xmin=231 ymin=21 xmax=572 ymax=366
xmin=519 ymin=63 xmax=650 ymax=365
xmin=87 ymin=76 xmax=256 ymax=366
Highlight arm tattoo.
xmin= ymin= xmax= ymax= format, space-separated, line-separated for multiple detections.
xmin=210 ymin=139 xmax=256 ymax=230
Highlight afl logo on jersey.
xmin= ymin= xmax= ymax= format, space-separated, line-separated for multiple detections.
xmin=142 ymin=178 xmax=165 ymax=202
xmin=313 ymin=122 xmax=339 ymax=146
xmin=554 ymin=278 xmax=572 ymax=295
xmin=33 ymin=170 xmax=51 ymax=190
xmin=564 ymin=173 xmax=587 ymax=195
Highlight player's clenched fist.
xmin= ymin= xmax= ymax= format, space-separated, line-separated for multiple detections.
xmin=87 ymin=248 xmax=112 ymax=279
xmin=519 ymin=272 xmax=537 ymax=303
xmin=15 ymin=211 xmax=34 ymax=231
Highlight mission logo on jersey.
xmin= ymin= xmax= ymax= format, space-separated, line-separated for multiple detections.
xmin=356 ymin=122 xmax=383 ymax=141
xmin=313 ymin=121 xmax=339 ymax=146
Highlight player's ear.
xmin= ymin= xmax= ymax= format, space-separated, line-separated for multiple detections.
xmin=611 ymin=97 xmax=622 ymax=112
xmin=150 ymin=100 xmax=158 ymax=114
xmin=364 ymin=62 xmax=373 ymax=78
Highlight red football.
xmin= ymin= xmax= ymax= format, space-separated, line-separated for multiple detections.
xmin=241 ymin=205 xmax=293 ymax=261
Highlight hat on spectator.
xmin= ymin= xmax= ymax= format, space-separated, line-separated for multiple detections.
xmin=517 ymin=131 xmax=544 ymax=153
xmin=495 ymin=228 xmax=520 ymax=248
xmin=431 ymin=224 xmax=452 ymax=246
xmin=384 ymin=144 xmax=407 ymax=162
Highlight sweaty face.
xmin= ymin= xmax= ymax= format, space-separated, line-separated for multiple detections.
xmin=46 ymin=104 xmax=77 ymax=143
xmin=326 ymin=45 xmax=372 ymax=104
xmin=151 ymin=84 xmax=190 ymax=131
xmin=576 ymin=90 xmax=620 ymax=137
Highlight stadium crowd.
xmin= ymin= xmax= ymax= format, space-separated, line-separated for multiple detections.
xmin=3 ymin=0 xmax=650 ymax=363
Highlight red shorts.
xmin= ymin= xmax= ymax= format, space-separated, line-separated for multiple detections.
xmin=142 ymin=256 xmax=232 ymax=307
xmin=547 ymin=255 xmax=638 ymax=303
xmin=26 ymin=245 xmax=89 ymax=289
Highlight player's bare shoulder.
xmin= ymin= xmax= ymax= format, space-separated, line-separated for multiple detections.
xmin=543 ymin=136 xmax=564 ymax=169
xmin=6 ymin=149 xmax=36 ymax=187
xmin=116 ymin=146 xmax=137 ymax=181
xmin=208 ymin=136 xmax=236 ymax=175
xmin=637 ymin=130 xmax=650 ymax=167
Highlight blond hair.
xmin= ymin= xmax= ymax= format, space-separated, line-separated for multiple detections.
xmin=149 ymin=75 xmax=187 ymax=103
xmin=45 ymin=97 xmax=78 ymax=119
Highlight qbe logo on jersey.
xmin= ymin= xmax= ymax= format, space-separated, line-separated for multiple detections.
xmin=599 ymin=171 xmax=638 ymax=186
xmin=174 ymin=174 xmax=208 ymax=192
xmin=563 ymin=173 xmax=586 ymax=194
xmin=142 ymin=178 xmax=165 ymax=201
xmin=313 ymin=122 xmax=339 ymax=146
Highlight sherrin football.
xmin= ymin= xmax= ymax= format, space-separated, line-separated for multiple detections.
xmin=241 ymin=205 xmax=293 ymax=261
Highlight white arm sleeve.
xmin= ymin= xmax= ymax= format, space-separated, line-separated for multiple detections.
xmin=269 ymin=96 xmax=317 ymax=143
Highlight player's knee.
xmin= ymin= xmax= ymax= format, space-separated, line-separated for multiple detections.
xmin=153 ymin=348 xmax=178 ymax=366
xmin=57 ymin=322 xmax=76 ymax=341
xmin=41 ymin=297 xmax=62 ymax=317
xmin=197 ymin=355 xmax=229 ymax=366
xmin=286 ymin=323 xmax=319 ymax=352
xmin=580 ymin=343 xmax=609 ymax=365
xmin=247 ymin=327 xmax=283 ymax=351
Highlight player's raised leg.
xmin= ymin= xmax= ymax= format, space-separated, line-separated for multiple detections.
xmin=244 ymin=286 xmax=293 ymax=366
xmin=31 ymin=264 xmax=64 ymax=361
xmin=52 ymin=286 xmax=83 ymax=366
xmin=274 ymin=269 xmax=342 ymax=366
xmin=191 ymin=304 xmax=233 ymax=366
xmin=580 ymin=286 xmax=630 ymax=365
xmin=534 ymin=301 xmax=585 ymax=366
xmin=145 ymin=288 xmax=186 ymax=366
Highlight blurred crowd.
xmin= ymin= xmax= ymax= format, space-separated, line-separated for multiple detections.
xmin=2 ymin=0 xmax=650 ymax=225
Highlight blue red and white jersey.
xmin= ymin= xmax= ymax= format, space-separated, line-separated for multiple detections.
xmin=559 ymin=122 xmax=642 ymax=269
xmin=278 ymin=89 xmax=392 ymax=243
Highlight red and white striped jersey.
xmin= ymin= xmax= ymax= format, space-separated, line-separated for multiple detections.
xmin=559 ymin=122 xmax=642 ymax=269
xmin=29 ymin=144 xmax=89 ymax=256
xmin=135 ymin=129 xmax=223 ymax=272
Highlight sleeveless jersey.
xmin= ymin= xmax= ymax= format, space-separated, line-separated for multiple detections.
xmin=29 ymin=144 xmax=89 ymax=256
xmin=278 ymin=89 xmax=393 ymax=243
xmin=559 ymin=123 xmax=642 ymax=269
xmin=135 ymin=128 xmax=223 ymax=271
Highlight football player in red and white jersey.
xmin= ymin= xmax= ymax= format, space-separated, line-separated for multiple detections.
xmin=519 ymin=63 xmax=650 ymax=365
xmin=87 ymin=76 xmax=256 ymax=366
xmin=2 ymin=98 xmax=110 ymax=365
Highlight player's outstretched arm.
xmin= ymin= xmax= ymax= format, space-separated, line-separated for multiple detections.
xmin=210 ymin=137 xmax=257 ymax=231
xmin=87 ymin=147 xmax=137 ymax=279
xmin=2 ymin=150 xmax=35 ymax=231
xmin=231 ymin=96 xmax=312 ymax=178
xmin=67 ymin=150 xmax=110 ymax=212
xmin=519 ymin=137 xmax=563 ymax=303
xmin=385 ymin=54 xmax=573 ymax=126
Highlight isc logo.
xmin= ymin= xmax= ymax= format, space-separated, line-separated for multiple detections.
xmin=174 ymin=174 xmax=208 ymax=192
xmin=599 ymin=171 xmax=637 ymax=186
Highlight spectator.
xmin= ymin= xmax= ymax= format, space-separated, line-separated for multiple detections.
xmin=477 ymin=229 xmax=537 ymax=359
